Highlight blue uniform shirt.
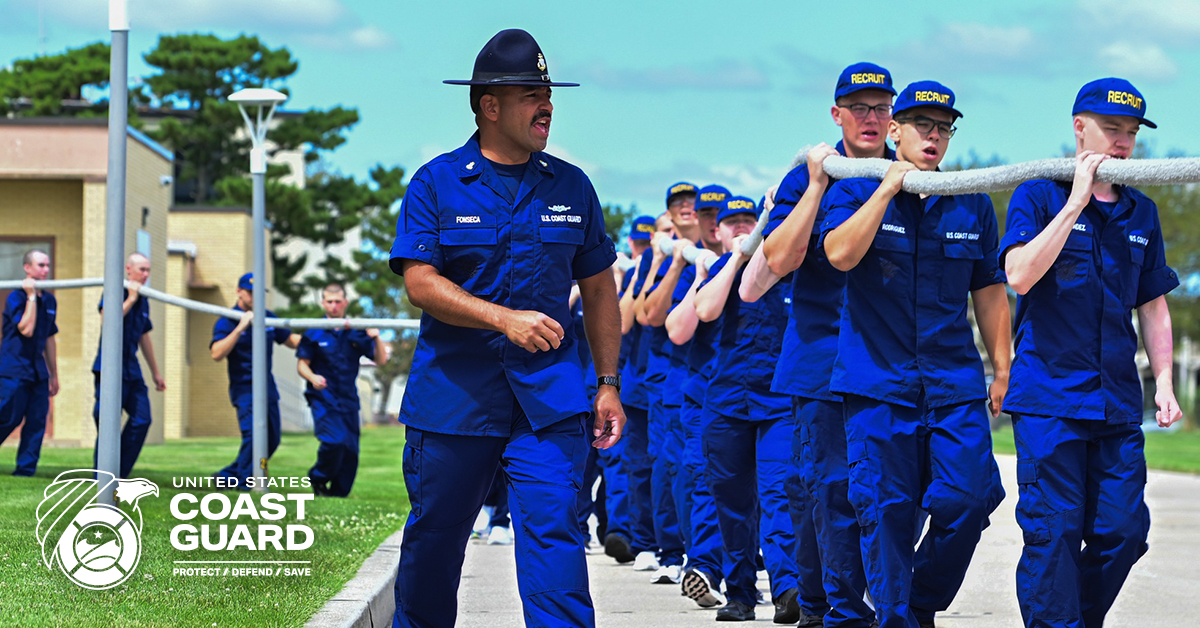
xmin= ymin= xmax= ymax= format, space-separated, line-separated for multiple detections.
xmin=211 ymin=306 xmax=293 ymax=403
xmin=662 ymin=264 xmax=697 ymax=407
xmin=91 ymin=289 xmax=153 ymax=380
xmin=819 ymin=178 xmax=1004 ymax=409
xmin=389 ymin=133 xmax=617 ymax=435
xmin=634 ymin=249 xmax=675 ymax=408
xmin=1000 ymin=181 xmax=1179 ymax=424
xmin=296 ymin=328 xmax=375 ymax=414
xmin=619 ymin=269 xmax=648 ymax=409
xmin=699 ymin=253 xmax=793 ymax=421
xmin=0 ymin=290 xmax=58 ymax=382
xmin=766 ymin=141 xmax=896 ymax=401
xmin=571 ymin=296 xmax=597 ymax=398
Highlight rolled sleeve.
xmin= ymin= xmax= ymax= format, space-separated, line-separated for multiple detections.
xmin=572 ymin=182 xmax=618 ymax=279
xmin=971 ymin=195 xmax=1006 ymax=290
xmin=999 ymin=182 xmax=1043 ymax=267
xmin=389 ymin=175 xmax=443 ymax=273
xmin=1136 ymin=211 xmax=1180 ymax=306
xmin=211 ymin=317 xmax=234 ymax=347
xmin=762 ymin=165 xmax=809 ymax=238
xmin=698 ymin=254 xmax=730 ymax=290
xmin=295 ymin=333 xmax=315 ymax=360
xmin=671 ymin=265 xmax=696 ymax=308
xmin=816 ymin=180 xmax=861 ymax=253
xmin=273 ymin=324 xmax=293 ymax=345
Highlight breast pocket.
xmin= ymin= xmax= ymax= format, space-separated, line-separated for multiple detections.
xmin=940 ymin=240 xmax=984 ymax=302
xmin=1052 ymin=232 xmax=1091 ymax=294
xmin=439 ymin=225 xmax=497 ymax=285
xmin=871 ymin=234 xmax=913 ymax=287
xmin=1125 ymin=239 xmax=1147 ymax=306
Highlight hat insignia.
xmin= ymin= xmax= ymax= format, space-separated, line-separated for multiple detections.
xmin=536 ymin=53 xmax=547 ymax=72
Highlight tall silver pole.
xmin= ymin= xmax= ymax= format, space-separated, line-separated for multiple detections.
xmin=98 ymin=0 xmax=129 ymax=503
xmin=251 ymin=147 xmax=268 ymax=491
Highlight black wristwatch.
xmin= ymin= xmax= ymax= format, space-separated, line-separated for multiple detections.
xmin=597 ymin=375 xmax=621 ymax=392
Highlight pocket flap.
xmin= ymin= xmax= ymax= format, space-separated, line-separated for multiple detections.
xmin=1016 ymin=461 xmax=1038 ymax=485
xmin=873 ymin=234 xmax=913 ymax=253
xmin=440 ymin=227 xmax=497 ymax=246
xmin=541 ymin=226 xmax=585 ymax=245
xmin=942 ymin=240 xmax=984 ymax=260
xmin=1063 ymin=232 xmax=1092 ymax=252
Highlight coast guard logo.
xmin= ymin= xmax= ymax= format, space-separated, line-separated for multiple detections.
xmin=548 ymin=204 xmax=571 ymax=213
xmin=37 ymin=470 xmax=159 ymax=590
xmin=537 ymin=53 xmax=547 ymax=72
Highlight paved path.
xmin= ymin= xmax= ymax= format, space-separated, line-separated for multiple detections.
xmin=455 ymin=456 xmax=1200 ymax=626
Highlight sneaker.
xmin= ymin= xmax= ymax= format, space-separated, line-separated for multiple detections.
xmin=632 ymin=551 xmax=660 ymax=571
xmin=681 ymin=568 xmax=724 ymax=608
xmin=604 ymin=533 xmax=636 ymax=564
xmin=756 ymin=590 xmax=766 ymax=606
xmin=472 ymin=506 xmax=494 ymax=536
xmin=651 ymin=564 xmax=682 ymax=584
xmin=716 ymin=600 xmax=755 ymax=622
xmin=486 ymin=526 xmax=513 ymax=545
xmin=772 ymin=587 xmax=800 ymax=624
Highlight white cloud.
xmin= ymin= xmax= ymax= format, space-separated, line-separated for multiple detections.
xmin=1082 ymin=0 xmax=1200 ymax=43
xmin=1098 ymin=42 xmax=1179 ymax=82
xmin=348 ymin=26 xmax=394 ymax=50
xmin=571 ymin=58 xmax=771 ymax=92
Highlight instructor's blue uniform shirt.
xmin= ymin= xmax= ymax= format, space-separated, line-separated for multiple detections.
xmin=0 ymin=291 xmax=57 ymax=381
xmin=91 ymin=289 xmax=152 ymax=380
xmin=389 ymin=133 xmax=617 ymax=435
xmin=211 ymin=306 xmax=293 ymax=403
xmin=819 ymin=178 xmax=1004 ymax=408
xmin=1000 ymin=181 xmax=1178 ymax=424
xmin=297 ymin=328 xmax=375 ymax=414
xmin=767 ymin=142 xmax=895 ymax=401
xmin=700 ymin=254 xmax=792 ymax=421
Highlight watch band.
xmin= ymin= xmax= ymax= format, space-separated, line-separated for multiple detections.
xmin=597 ymin=375 xmax=621 ymax=392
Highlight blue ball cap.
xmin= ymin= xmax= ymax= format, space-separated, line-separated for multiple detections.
xmin=835 ymin=62 xmax=896 ymax=100
xmin=717 ymin=196 xmax=759 ymax=224
xmin=695 ymin=184 xmax=732 ymax=212
xmin=1072 ymin=77 xmax=1156 ymax=129
xmin=893 ymin=80 xmax=963 ymax=119
xmin=665 ymin=181 xmax=698 ymax=207
xmin=629 ymin=215 xmax=657 ymax=241
xmin=237 ymin=272 xmax=266 ymax=292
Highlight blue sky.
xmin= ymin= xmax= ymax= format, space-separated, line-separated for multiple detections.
xmin=3 ymin=0 xmax=1199 ymax=215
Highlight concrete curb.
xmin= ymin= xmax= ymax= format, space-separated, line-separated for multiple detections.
xmin=305 ymin=529 xmax=403 ymax=628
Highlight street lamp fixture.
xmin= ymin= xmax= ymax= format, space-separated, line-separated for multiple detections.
xmin=228 ymin=86 xmax=287 ymax=491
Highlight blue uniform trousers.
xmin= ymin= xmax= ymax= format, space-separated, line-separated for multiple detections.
xmin=484 ymin=466 xmax=511 ymax=528
xmin=577 ymin=444 xmax=602 ymax=540
xmin=649 ymin=400 xmax=684 ymax=566
xmin=596 ymin=437 xmax=629 ymax=541
xmin=620 ymin=403 xmax=657 ymax=554
xmin=680 ymin=394 xmax=726 ymax=583
xmin=843 ymin=394 xmax=1004 ymax=628
xmin=703 ymin=409 xmax=800 ymax=606
xmin=786 ymin=408 xmax=832 ymax=619
xmin=0 ymin=376 xmax=49 ymax=476
xmin=216 ymin=396 xmax=282 ymax=486
xmin=91 ymin=374 xmax=154 ymax=479
xmin=795 ymin=396 xmax=872 ymax=627
xmin=1012 ymin=414 xmax=1149 ymax=628
xmin=394 ymin=413 xmax=594 ymax=628
xmin=308 ymin=399 xmax=361 ymax=497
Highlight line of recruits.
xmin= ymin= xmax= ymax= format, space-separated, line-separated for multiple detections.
xmin=580 ymin=63 xmax=1180 ymax=628
xmin=0 ymin=260 xmax=386 ymax=498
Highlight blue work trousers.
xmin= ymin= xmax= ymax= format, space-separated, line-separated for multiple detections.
xmin=795 ymin=396 xmax=872 ymax=627
xmin=1012 ymin=414 xmax=1149 ymax=628
xmin=649 ymin=400 xmax=685 ymax=566
xmin=620 ymin=403 xmax=657 ymax=554
xmin=216 ymin=396 xmax=282 ymax=487
xmin=91 ymin=374 xmax=154 ymax=479
xmin=308 ymin=399 xmax=361 ymax=497
xmin=680 ymin=394 xmax=726 ymax=583
xmin=843 ymin=394 xmax=1004 ymax=628
xmin=703 ymin=410 xmax=800 ymax=606
xmin=394 ymin=412 xmax=594 ymax=628
xmin=596 ymin=437 xmax=628 ymax=541
xmin=0 ymin=376 xmax=49 ymax=476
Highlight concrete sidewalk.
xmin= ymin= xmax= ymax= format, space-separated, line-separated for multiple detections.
xmin=456 ymin=456 xmax=1200 ymax=626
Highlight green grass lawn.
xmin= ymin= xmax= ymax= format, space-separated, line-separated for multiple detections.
xmin=993 ymin=425 xmax=1200 ymax=474
xmin=0 ymin=426 xmax=408 ymax=628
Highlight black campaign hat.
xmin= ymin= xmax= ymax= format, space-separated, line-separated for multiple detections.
xmin=444 ymin=29 xmax=579 ymax=87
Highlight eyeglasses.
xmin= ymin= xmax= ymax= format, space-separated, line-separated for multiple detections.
xmin=895 ymin=115 xmax=957 ymax=138
xmin=839 ymin=103 xmax=892 ymax=119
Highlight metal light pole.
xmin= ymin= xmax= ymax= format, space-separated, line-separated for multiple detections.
xmin=229 ymin=88 xmax=287 ymax=491
xmin=97 ymin=0 xmax=129 ymax=503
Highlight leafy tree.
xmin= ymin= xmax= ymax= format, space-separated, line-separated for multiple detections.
xmin=602 ymin=203 xmax=637 ymax=251
xmin=0 ymin=42 xmax=111 ymax=116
